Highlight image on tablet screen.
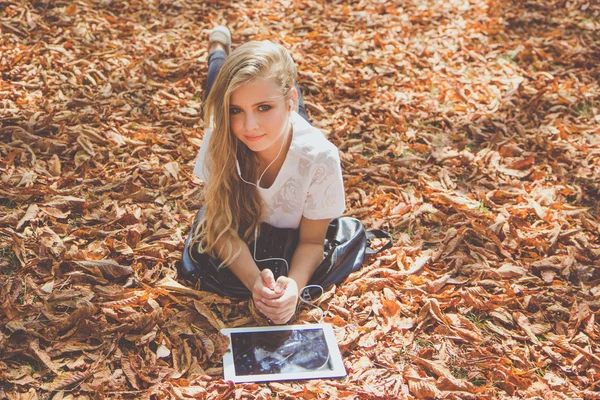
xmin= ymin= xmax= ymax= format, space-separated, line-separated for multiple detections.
xmin=231 ymin=328 xmax=333 ymax=376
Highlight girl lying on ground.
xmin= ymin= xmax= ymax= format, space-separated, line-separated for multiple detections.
xmin=180 ymin=26 xmax=348 ymax=324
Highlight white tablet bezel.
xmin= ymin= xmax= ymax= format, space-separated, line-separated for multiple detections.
xmin=221 ymin=323 xmax=346 ymax=383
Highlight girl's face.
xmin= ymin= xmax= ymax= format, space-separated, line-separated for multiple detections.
xmin=229 ymin=78 xmax=294 ymax=155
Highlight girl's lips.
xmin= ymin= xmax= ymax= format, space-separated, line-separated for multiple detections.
xmin=246 ymin=134 xmax=266 ymax=142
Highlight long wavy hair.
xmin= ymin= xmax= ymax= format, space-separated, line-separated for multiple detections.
xmin=190 ymin=40 xmax=298 ymax=268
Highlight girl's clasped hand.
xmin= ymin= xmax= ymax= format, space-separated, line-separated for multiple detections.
xmin=252 ymin=269 xmax=298 ymax=324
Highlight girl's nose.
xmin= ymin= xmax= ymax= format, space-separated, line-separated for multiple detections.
xmin=245 ymin=113 xmax=260 ymax=132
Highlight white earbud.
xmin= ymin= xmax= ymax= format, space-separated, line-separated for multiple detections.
xmin=235 ymin=159 xmax=243 ymax=177
xmin=288 ymin=99 xmax=293 ymax=109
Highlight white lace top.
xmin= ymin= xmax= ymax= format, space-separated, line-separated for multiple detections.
xmin=193 ymin=111 xmax=346 ymax=229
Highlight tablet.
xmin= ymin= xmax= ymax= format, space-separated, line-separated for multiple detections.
xmin=221 ymin=323 xmax=346 ymax=383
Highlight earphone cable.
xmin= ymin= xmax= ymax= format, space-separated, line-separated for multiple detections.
xmin=236 ymin=114 xmax=325 ymax=322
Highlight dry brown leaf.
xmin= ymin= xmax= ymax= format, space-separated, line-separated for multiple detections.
xmin=193 ymin=300 xmax=225 ymax=331
xmin=495 ymin=263 xmax=528 ymax=278
xmin=513 ymin=312 xmax=541 ymax=344
xmin=40 ymin=369 xmax=94 ymax=391
xmin=29 ymin=339 xmax=60 ymax=375
xmin=58 ymin=304 xmax=97 ymax=334
xmin=16 ymin=204 xmax=38 ymax=230
xmin=567 ymin=301 xmax=591 ymax=338
xmin=74 ymin=260 xmax=133 ymax=279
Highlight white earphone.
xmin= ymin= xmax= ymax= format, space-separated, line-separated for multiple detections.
xmin=235 ymin=121 xmax=290 ymax=276
xmin=235 ymin=100 xmax=325 ymax=318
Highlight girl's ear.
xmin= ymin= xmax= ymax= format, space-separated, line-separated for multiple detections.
xmin=288 ymin=86 xmax=299 ymax=110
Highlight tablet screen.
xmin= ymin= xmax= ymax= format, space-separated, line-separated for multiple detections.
xmin=221 ymin=324 xmax=346 ymax=383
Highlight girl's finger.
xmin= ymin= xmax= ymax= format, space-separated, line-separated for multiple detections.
xmin=261 ymin=297 xmax=284 ymax=307
xmin=274 ymin=276 xmax=292 ymax=294
xmin=266 ymin=310 xmax=292 ymax=322
xmin=260 ymin=269 xmax=276 ymax=290
xmin=272 ymin=312 xmax=294 ymax=325
xmin=256 ymin=301 xmax=278 ymax=315
xmin=259 ymin=286 xmax=279 ymax=300
xmin=257 ymin=301 xmax=291 ymax=317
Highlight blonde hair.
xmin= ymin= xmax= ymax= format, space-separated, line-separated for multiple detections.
xmin=190 ymin=40 xmax=298 ymax=268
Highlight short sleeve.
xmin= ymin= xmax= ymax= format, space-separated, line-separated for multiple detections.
xmin=303 ymin=149 xmax=346 ymax=220
xmin=193 ymin=128 xmax=213 ymax=183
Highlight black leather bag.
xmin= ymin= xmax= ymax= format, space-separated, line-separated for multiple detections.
xmin=179 ymin=208 xmax=392 ymax=298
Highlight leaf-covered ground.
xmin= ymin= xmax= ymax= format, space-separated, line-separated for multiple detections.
xmin=1 ymin=0 xmax=599 ymax=398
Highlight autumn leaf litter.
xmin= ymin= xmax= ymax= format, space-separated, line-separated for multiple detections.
xmin=0 ymin=0 xmax=599 ymax=399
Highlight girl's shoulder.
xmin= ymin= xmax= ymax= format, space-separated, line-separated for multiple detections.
xmin=290 ymin=113 xmax=339 ymax=163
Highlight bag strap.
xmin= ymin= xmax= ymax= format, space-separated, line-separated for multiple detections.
xmin=366 ymin=229 xmax=393 ymax=255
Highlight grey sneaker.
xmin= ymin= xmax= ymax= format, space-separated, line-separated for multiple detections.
xmin=209 ymin=25 xmax=231 ymax=55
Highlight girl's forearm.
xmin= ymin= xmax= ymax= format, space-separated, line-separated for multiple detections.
xmin=287 ymin=242 xmax=325 ymax=291
xmin=215 ymin=235 xmax=260 ymax=290
xmin=215 ymin=237 xmax=324 ymax=292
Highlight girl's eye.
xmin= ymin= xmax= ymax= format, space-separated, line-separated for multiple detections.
xmin=258 ymin=104 xmax=272 ymax=112
xmin=230 ymin=107 xmax=242 ymax=115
